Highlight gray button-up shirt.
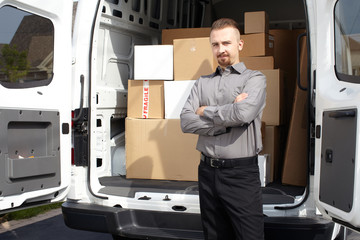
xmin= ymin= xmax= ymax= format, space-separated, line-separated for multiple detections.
xmin=180 ymin=62 xmax=266 ymax=159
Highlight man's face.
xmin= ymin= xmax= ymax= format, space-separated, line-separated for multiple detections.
xmin=210 ymin=27 xmax=243 ymax=69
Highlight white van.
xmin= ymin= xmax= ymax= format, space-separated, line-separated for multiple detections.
xmin=0 ymin=0 xmax=359 ymax=239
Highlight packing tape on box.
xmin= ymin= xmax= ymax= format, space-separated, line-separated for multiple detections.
xmin=142 ymin=80 xmax=150 ymax=118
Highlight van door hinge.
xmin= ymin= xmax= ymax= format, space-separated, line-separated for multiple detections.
xmin=315 ymin=125 xmax=321 ymax=139
xmin=73 ymin=108 xmax=89 ymax=166
xmin=310 ymin=123 xmax=316 ymax=139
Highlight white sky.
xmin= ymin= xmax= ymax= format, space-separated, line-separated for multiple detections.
xmin=0 ymin=6 xmax=30 ymax=44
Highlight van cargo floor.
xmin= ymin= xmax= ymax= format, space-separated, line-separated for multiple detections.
xmin=99 ymin=176 xmax=304 ymax=205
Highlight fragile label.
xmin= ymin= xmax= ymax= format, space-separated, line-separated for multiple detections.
xmin=142 ymin=80 xmax=150 ymax=118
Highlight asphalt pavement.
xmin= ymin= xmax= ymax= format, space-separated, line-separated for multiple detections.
xmin=0 ymin=208 xmax=112 ymax=240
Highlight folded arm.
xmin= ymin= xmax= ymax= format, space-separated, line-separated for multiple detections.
xmin=180 ymin=80 xmax=227 ymax=136
xmin=202 ymin=72 xmax=266 ymax=127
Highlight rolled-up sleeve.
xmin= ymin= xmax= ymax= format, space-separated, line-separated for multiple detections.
xmin=180 ymin=80 xmax=227 ymax=136
xmin=202 ymin=72 xmax=266 ymax=127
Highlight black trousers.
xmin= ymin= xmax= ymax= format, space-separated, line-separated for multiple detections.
xmin=198 ymin=160 xmax=264 ymax=240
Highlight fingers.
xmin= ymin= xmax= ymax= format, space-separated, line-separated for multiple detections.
xmin=196 ymin=106 xmax=207 ymax=116
xmin=234 ymin=93 xmax=248 ymax=103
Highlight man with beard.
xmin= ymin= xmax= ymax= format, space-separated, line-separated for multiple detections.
xmin=180 ymin=18 xmax=266 ymax=240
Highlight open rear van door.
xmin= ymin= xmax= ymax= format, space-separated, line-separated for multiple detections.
xmin=0 ymin=0 xmax=72 ymax=212
xmin=311 ymin=0 xmax=360 ymax=231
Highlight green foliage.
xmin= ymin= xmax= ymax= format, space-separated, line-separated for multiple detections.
xmin=0 ymin=44 xmax=30 ymax=82
xmin=0 ymin=202 xmax=62 ymax=223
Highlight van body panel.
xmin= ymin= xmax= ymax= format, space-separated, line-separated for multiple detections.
xmin=0 ymin=0 xmax=72 ymax=212
xmin=310 ymin=0 xmax=360 ymax=230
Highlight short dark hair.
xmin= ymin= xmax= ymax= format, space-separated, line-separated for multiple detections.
xmin=211 ymin=18 xmax=240 ymax=35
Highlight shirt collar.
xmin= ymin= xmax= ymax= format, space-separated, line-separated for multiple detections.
xmin=213 ymin=62 xmax=246 ymax=76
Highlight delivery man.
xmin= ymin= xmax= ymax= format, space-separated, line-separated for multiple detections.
xmin=180 ymin=18 xmax=266 ymax=240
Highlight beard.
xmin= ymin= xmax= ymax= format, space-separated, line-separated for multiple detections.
xmin=217 ymin=54 xmax=231 ymax=67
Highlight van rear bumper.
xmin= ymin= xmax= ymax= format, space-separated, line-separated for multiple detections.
xmin=62 ymin=201 xmax=334 ymax=240
xmin=62 ymin=201 xmax=203 ymax=239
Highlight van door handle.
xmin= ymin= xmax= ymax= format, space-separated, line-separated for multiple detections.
xmin=72 ymin=74 xmax=85 ymax=122
xmin=328 ymin=110 xmax=356 ymax=118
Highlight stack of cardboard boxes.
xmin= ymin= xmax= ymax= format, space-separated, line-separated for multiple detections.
xmin=242 ymin=11 xmax=308 ymax=187
xmin=127 ymin=28 xmax=217 ymax=181
xmin=241 ymin=11 xmax=281 ymax=185
xmin=125 ymin=12 xmax=307 ymax=186
xmin=126 ymin=42 xmax=200 ymax=181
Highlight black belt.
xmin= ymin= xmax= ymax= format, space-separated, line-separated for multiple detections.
xmin=201 ymin=153 xmax=258 ymax=168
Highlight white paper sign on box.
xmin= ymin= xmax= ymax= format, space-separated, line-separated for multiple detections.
xmin=164 ymin=80 xmax=196 ymax=119
xmin=134 ymin=45 xmax=173 ymax=80
xmin=258 ymin=154 xmax=270 ymax=187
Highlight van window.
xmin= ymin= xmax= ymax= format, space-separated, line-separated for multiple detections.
xmin=334 ymin=0 xmax=360 ymax=83
xmin=0 ymin=6 xmax=54 ymax=88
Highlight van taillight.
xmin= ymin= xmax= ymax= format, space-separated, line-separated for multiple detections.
xmin=71 ymin=147 xmax=75 ymax=165
xmin=71 ymin=111 xmax=75 ymax=127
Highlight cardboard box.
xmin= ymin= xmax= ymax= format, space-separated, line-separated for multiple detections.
xmin=239 ymin=56 xmax=274 ymax=70
xmin=240 ymin=33 xmax=274 ymax=57
xmin=127 ymin=80 xmax=164 ymax=119
xmin=258 ymin=154 xmax=270 ymax=187
xmin=162 ymin=27 xmax=211 ymax=45
xmin=134 ymin=45 xmax=173 ymax=80
xmin=164 ymin=80 xmax=196 ymax=119
xmin=260 ymin=126 xmax=281 ymax=182
xmin=269 ymin=29 xmax=306 ymax=126
xmin=269 ymin=29 xmax=305 ymax=73
xmin=260 ymin=69 xmax=285 ymax=126
xmin=173 ymin=37 xmax=217 ymax=80
xmin=282 ymin=36 xmax=308 ymax=187
xmin=244 ymin=11 xmax=269 ymax=34
xmin=281 ymin=86 xmax=307 ymax=186
xmin=125 ymin=118 xmax=200 ymax=181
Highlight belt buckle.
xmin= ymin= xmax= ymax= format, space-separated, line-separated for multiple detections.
xmin=210 ymin=158 xmax=223 ymax=168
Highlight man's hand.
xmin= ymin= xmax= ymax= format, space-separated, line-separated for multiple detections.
xmin=234 ymin=93 xmax=248 ymax=103
xmin=195 ymin=93 xmax=247 ymax=116
xmin=196 ymin=106 xmax=207 ymax=116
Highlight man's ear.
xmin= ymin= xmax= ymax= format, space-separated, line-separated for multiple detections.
xmin=238 ymin=39 xmax=244 ymax=51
